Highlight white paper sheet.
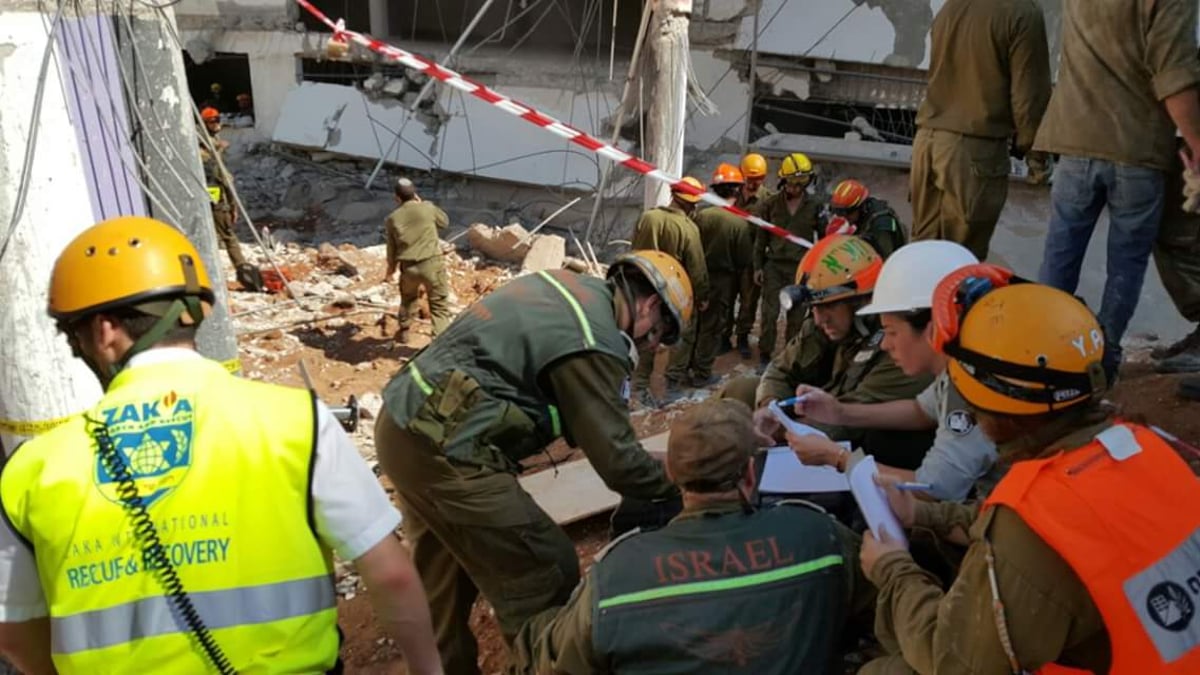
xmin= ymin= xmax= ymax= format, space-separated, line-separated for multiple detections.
xmin=848 ymin=455 xmax=908 ymax=547
xmin=767 ymin=400 xmax=829 ymax=438
xmin=760 ymin=447 xmax=851 ymax=493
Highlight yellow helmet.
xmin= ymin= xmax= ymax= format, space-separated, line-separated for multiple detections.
xmin=778 ymin=152 xmax=813 ymax=179
xmin=49 ymin=216 xmax=214 ymax=324
xmin=794 ymin=235 xmax=882 ymax=305
xmin=608 ymin=250 xmax=694 ymax=345
xmin=671 ymin=176 xmax=705 ymax=204
xmin=740 ymin=153 xmax=768 ymax=179
xmin=932 ymin=265 xmax=1106 ymax=415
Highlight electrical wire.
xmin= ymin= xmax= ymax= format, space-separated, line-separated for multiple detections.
xmin=0 ymin=0 xmax=66 ymax=263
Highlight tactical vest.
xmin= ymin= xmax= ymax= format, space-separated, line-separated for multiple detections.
xmin=858 ymin=197 xmax=906 ymax=260
xmin=591 ymin=503 xmax=848 ymax=674
xmin=383 ymin=270 xmax=631 ymax=471
xmin=0 ymin=357 xmax=337 ymax=674
xmin=985 ymin=423 xmax=1200 ymax=674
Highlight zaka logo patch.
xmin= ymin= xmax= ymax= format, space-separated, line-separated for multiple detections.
xmin=94 ymin=391 xmax=195 ymax=508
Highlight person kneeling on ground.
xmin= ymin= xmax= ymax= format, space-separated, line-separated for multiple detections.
xmin=721 ymin=234 xmax=933 ymax=471
xmin=510 ymin=399 xmax=874 ymax=674
xmin=786 ymin=241 xmax=1001 ymax=502
xmin=859 ymin=266 xmax=1200 ymax=673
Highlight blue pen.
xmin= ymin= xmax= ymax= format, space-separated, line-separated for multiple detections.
xmin=777 ymin=393 xmax=811 ymax=408
xmin=895 ymin=482 xmax=934 ymax=492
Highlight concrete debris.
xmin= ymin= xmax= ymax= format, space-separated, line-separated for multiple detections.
xmin=467 ymin=223 xmax=532 ymax=263
xmin=330 ymin=292 xmax=357 ymax=309
xmin=337 ymin=200 xmax=392 ymax=225
xmin=382 ymin=78 xmax=408 ymax=97
xmin=357 ymin=392 xmax=384 ymax=420
xmin=272 ymin=207 xmax=305 ymax=222
xmin=520 ymin=234 xmax=566 ymax=274
xmin=317 ymin=242 xmax=359 ymax=277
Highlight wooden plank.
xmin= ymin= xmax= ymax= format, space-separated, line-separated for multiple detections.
xmin=519 ymin=431 xmax=671 ymax=525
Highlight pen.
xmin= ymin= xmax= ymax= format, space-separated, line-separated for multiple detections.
xmin=895 ymin=482 xmax=934 ymax=492
xmin=777 ymin=393 xmax=811 ymax=408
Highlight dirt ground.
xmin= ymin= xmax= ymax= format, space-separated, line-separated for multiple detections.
xmin=229 ymin=241 xmax=1200 ymax=675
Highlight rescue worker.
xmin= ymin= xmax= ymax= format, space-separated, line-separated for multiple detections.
xmin=788 ymin=241 xmax=1001 ymax=502
xmin=827 ymin=179 xmax=906 ymax=259
xmin=1036 ymin=0 xmax=1200 ymax=384
xmin=755 ymin=152 xmax=823 ymax=366
xmin=510 ymin=398 xmax=874 ymax=675
xmin=857 ymin=270 xmax=1199 ymax=674
xmin=198 ymin=107 xmax=249 ymax=272
xmin=1152 ymin=141 xmax=1200 ymax=375
xmin=723 ymin=153 xmax=773 ymax=358
xmin=910 ymin=0 xmax=1051 ymax=260
xmin=374 ymin=252 xmax=692 ymax=675
xmin=723 ymin=235 xmax=933 ymax=471
xmin=0 ymin=217 xmax=442 ymax=674
xmin=630 ymin=178 xmax=710 ymax=406
xmin=383 ymin=177 xmax=453 ymax=341
xmin=686 ymin=164 xmax=749 ymax=387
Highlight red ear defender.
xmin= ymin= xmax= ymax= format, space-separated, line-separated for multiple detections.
xmin=930 ymin=263 xmax=1015 ymax=354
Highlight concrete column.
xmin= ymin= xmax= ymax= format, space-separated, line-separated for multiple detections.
xmin=642 ymin=0 xmax=693 ymax=210
xmin=369 ymin=0 xmax=389 ymax=36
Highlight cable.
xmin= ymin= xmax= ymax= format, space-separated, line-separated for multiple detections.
xmin=0 ymin=0 xmax=65 ymax=263
xmin=132 ymin=0 xmax=184 ymax=7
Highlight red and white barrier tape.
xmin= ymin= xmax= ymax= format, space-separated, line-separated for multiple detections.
xmin=295 ymin=0 xmax=812 ymax=249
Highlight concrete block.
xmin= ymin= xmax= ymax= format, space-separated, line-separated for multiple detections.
xmin=467 ymin=223 xmax=531 ymax=263
xmin=520 ymin=235 xmax=566 ymax=274
xmin=382 ymin=78 xmax=408 ymax=97
xmin=317 ymin=242 xmax=359 ymax=277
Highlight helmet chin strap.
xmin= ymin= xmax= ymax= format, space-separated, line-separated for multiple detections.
xmin=109 ymin=296 xmax=204 ymax=379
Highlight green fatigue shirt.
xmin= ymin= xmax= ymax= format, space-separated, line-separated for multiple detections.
xmin=867 ymin=407 xmax=1114 ymax=674
xmin=385 ymin=200 xmax=449 ymax=264
xmin=515 ymin=501 xmax=874 ymax=674
xmin=693 ymin=206 xmax=747 ymax=274
xmin=757 ymin=316 xmax=934 ymax=468
xmin=856 ymin=197 xmax=906 ymax=260
xmin=199 ymin=140 xmax=233 ymax=208
xmin=1033 ymin=0 xmax=1200 ymax=171
xmin=735 ymin=185 xmax=774 ymax=215
xmin=631 ymin=205 xmax=710 ymax=304
xmin=381 ymin=270 xmax=675 ymax=500
xmin=754 ymin=192 xmax=823 ymax=270
xmin=917 ymin=0 xmax=1051 ymax=153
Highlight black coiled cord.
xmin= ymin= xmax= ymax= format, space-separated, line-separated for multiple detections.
xmin=87 ymin=417 xmax=237 ymax=675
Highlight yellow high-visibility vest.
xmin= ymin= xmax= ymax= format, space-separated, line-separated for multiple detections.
xmin=1 ymin=356 xmax=338 ymax=673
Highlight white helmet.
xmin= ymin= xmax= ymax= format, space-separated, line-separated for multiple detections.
xmin=857 ymin=241 xmax=979 ymax=315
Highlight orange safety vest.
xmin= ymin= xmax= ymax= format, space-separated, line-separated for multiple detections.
xmin=985 ymin=423 xmax=1200 ymax=675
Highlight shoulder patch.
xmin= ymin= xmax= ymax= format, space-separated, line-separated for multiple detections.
xmin=867 ymin=330 xmax=884 ymax=349
xmin=945 ymin=409 xmax=977 ymax=436
xmin=595 ymin=526 xmax=641 ymax=562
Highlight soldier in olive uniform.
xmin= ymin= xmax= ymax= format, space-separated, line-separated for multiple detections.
xmin=199 ymin=107 xmax=248 ymax=269
xmin=910 ymin=0 xmax=1051 ymax=260
xmin=374 ymin=252 xmax=693 ymax=675
xmin=755 ymin=152 xmax=824 ymax=366
xmin=722 ymin=153 xmax=774 ymax=359
xmin=1153 ymin=141 xmax=1200 ymax=375
xmin=630 ymin=178 xmax=710 ymax=405
xmin=511 ymin=399 xmax=873 ymax=675
xmin=383 ymin=178 xmax=452 ymax=341
xmin=685 ymin=164 xmax=750 ymax=386
xmin=723 ymin=235 xmax=933 ymax=470
xmin=827 ymin=179 xmax=906 ymax=259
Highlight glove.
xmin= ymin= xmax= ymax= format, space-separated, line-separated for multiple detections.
xmin=1183 ymin=165 xmax=1200 ymax=214
xmin=1025 ymin=151 xmax=1053 ymax=186
xmin=609 ymin=494 xmax=683 ymax=538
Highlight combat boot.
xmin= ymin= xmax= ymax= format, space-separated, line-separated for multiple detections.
xmin=737 ymin=334 xmax=752 ymax=359
xmin=1152 ymin=326 xmax=1200 ymax=360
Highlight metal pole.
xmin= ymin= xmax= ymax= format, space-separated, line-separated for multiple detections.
xmin=742 ymin=0 xmax=759 ymax=153
xmin=364 ymin=0 xmax=498 ymax=189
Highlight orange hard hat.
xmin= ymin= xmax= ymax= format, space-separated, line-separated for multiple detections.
xmin=200 ymin=107 xmax=220 ymax=121
xmin=49 ymin=216 xmax=214 ymax=325
xmin=711 ymin=163 xmax=745 ymax=186
xmin=830 ymin=179 xmax=869 ymax=211
xmin=740 ymin=153 xmax=768 ymax=179
xmin=608 ymin=250 xmax=695 ymax=345
xmin=672 ymin=176 xmax=705 ymax=204
xmin=932 ymin=265 xmax=1107 ymax=415
xmin=793 ymin=234 xmax=882 ymax=305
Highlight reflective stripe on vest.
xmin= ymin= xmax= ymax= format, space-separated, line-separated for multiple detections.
xmin=52 ymin=574 xmax=334 ymax=654
xmin=537 ymin=270 xmax=596 ymax=348
xmin=985 ymin=423 xmax=1200 ymax=674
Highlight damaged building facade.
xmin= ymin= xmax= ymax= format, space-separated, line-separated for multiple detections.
xmin=177 ymin=0 xmax=1193 ymax=340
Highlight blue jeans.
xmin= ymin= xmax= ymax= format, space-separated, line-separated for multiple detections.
xmin=1038 ymin=156 xmax=1165 ymax=380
